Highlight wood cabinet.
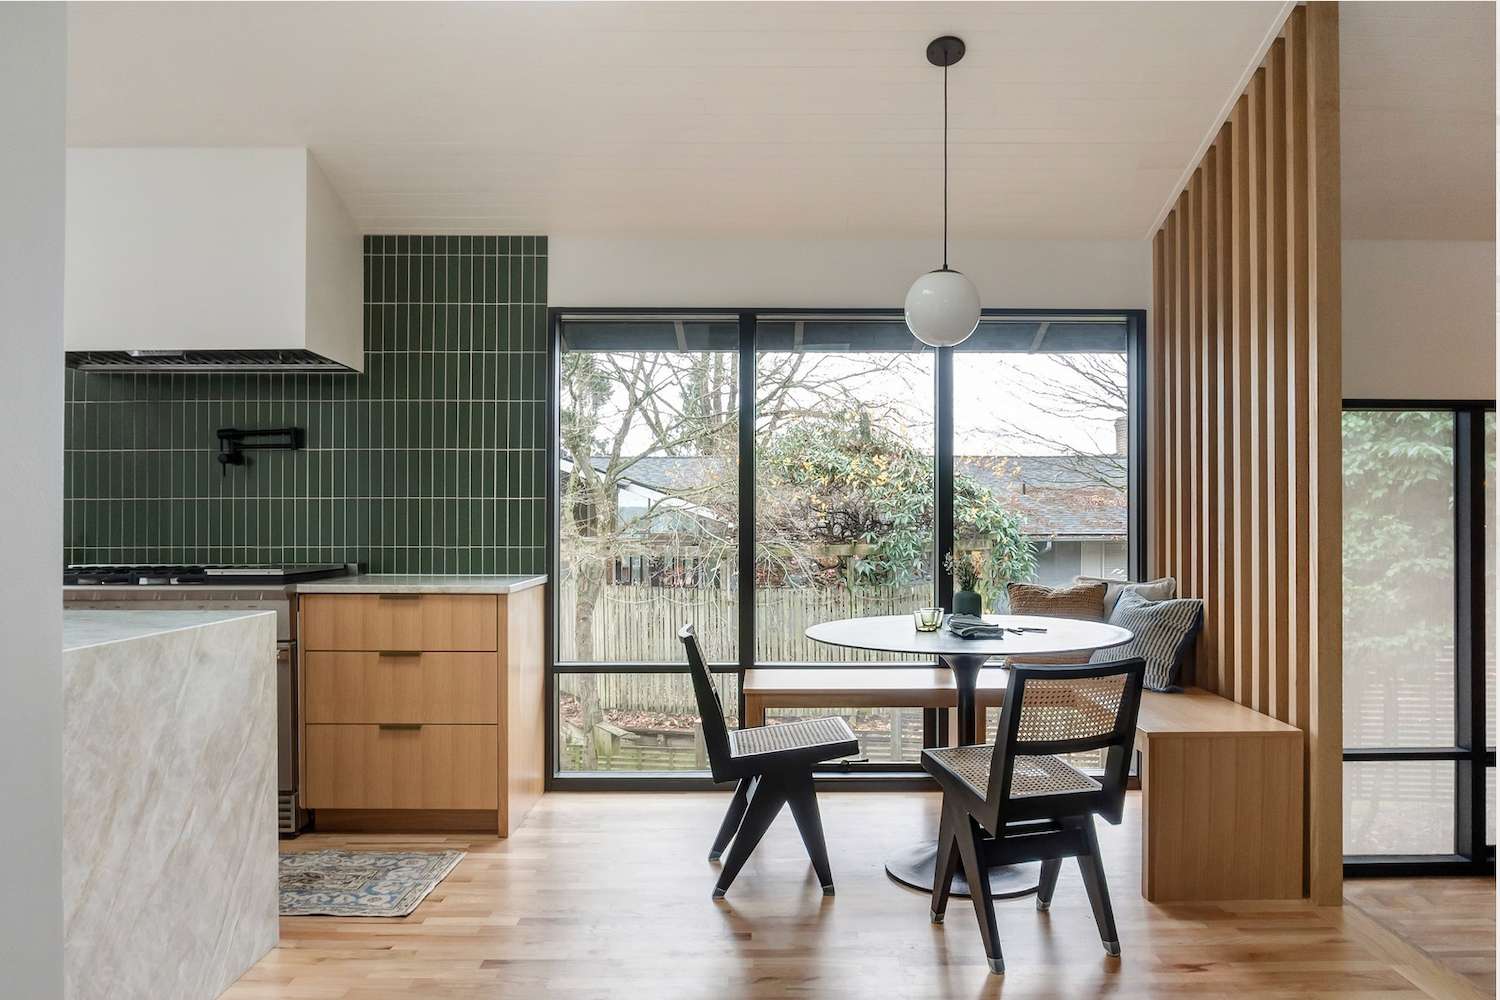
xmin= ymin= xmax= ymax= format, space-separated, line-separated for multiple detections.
xmin=298 ymin=586 xmax=545 ymax=836
xmin=299 ymin=594 xmax=499 ymax=651
xmin=304 ymin=724 xmax=499 ymax=810
xmin=304 ymin=652 xmax=499 ymax=724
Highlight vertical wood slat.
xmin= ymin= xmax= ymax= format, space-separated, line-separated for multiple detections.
xmin=1176 ymin=189 xmax=1194 ymax=613
xmin=1165 ymin=209 xmax=1179 ymax=582
xmin=1304 ymin=0 xmax=1342 ymax=910
xmin=1214 ymin=123 xmax=1236 ymax=698
xmin=1151 ymin=231 xmax=1168 ymax=579
xmin=1266 ymin=38 xmax=1291 ymax=725
xmin=1158 ymin=217 xmax=1170 ymax=578
xmin=1199 ymin=146 xmax=1221 ymax=694
xmin=1147 ymin=1 xmax=1340 ymax=906
xmin=1186 ymin=173 xmax=1202 ymax=613
xmin=1250 ymin=68 xmax=1271 ymax=716
xmin=1230 ymin=94 xmax=1253 ymax=708
xmin=1285 ymin=7 xmax=1313 ymax=741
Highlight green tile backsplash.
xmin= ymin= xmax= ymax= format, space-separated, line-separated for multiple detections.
xmin=64 ymin=235 xmax=547 ymax=574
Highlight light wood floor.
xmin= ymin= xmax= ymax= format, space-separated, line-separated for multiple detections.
xmin=1344 ymin=876 xmax=1496 ymax=998
xmin=229 ymin=791 xmax=1495 ymax=999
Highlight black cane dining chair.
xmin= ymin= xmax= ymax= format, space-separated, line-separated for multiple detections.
xmin=678 ymin=624 xmax=859 ymax=898
xmin=922 ymin=658 xmax=1146 ymax=975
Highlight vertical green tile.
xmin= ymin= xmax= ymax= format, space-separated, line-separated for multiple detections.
xmin=62 ymin=234 xmax=547 ymax=575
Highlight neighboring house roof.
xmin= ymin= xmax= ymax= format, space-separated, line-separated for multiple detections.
xmin=956 ymin=455 xmax=1127 ymax=540
xmin=576 ymin=452 xmax=1128 ymax=540
xmin=586 ymin=455 xmax=726 ymax=494
xmin=956 ymin=454 xmax=1126 ymax=492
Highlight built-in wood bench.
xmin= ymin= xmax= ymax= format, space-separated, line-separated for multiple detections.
xmin=742 ymin=668 xmax=1304 ymax=903
xmin=1134 ymin=687 xmax=1303 ymax=902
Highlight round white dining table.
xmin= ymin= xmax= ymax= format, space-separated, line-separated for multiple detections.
xmin=805 ymin=613 xmax=1133 ymax=898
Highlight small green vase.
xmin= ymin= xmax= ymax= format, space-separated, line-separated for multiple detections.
xmin=953 ymin=590 xmax=982 ymax=616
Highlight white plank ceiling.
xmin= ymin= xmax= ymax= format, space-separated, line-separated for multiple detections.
xmin=1340 ymin=1 xmax=1495 ymax=240
xmin=68 ymin=2 xmax=1303 ymax=238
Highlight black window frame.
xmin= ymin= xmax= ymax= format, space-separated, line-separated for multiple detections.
xmin=545 ymin=306 xmax=1148 ymax=789
xmin=1341 ymin=398 xmax=1496 ymax=877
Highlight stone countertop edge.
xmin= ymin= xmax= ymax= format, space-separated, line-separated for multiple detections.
xmin=292 ymin=574 xmax=548 ymax=595
xmin=62 ymin=609 xmax=276 ymax=653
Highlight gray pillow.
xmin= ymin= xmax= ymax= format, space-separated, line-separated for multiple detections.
xmin=1074 ymin=575 xmax=1177 ymax=618
xmin=1090 ymin=589 xmax=1202 ymax=692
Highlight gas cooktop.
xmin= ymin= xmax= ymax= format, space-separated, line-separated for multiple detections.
xmin=64 ymin=564 xmax=352 ymax=586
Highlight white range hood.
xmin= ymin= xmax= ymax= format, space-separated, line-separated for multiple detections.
xmin=64 ymin=147 xmax=363 ymax=372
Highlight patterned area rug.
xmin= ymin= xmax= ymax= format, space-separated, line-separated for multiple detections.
xmin=279 ymin=850 xmax=465 ymax=917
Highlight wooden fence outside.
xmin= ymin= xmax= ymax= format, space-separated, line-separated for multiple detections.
xmin=556 ymin=578 xmax=933 ymax=665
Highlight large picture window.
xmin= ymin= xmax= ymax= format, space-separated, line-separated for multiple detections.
xmin=1342 ymin=401 xmax=1495 ymax=874
xmin=549 ymin=310 xmax=1143 ymax=781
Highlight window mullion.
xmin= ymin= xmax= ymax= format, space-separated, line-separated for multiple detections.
xmin=935 ymin=345 xmax=954 ymax=613
xmin=1455 ymin=406 xmax=1485 ymax=860
xmin=737 ymin=312 xmax=756 ymax=719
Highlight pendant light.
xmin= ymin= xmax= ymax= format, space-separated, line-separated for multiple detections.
xmin=905 ymin=35 xmax=981 ymax=349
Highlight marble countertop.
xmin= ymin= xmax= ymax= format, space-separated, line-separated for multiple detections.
xmin=293 ymin=573 xmax=546 ymax=595
xmin=63 ymin=609 xmax=275 ymax=652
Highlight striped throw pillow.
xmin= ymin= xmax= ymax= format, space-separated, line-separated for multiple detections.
xmin=1090 ymin=590 xmax=1203 ymax=691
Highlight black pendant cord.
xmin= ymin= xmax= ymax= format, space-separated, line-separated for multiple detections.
xmin=943 ymin=62 xmax=949 ymax=270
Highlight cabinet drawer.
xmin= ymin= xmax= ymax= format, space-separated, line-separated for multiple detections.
xmin=302 ymin=724 xmax=497 ymax=810
xmin=304 ymin=652 xmax=498 ymax=724
xmin=300 ymin=594 xmax=498 ymax=651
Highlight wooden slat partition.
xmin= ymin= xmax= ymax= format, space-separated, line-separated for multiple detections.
xmin=1148 ymin=2 xmax=1342 ymax=905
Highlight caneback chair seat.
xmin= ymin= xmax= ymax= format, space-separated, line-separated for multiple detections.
xmin=924 ymin=745 xmax=1102 ymax=803
xmin=922 ymin=658 xmax=1146 ymax=976
xmin=727 ymin=717 xmax=858 ymax=775
xmin=678 ymin=624 xmax=858 ymax=897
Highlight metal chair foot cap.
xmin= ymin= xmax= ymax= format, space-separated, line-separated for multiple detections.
xmin=1104 ymin=941 xmax=1121 ymax=957
xmin=821 ymin=884 xmax=835 ymax=896
xmin=930 ymin=910 xmax=945 ymax=924
xmin=987 ymin=958 xmax=1005 ymax=975
xmin=712 ymin=887 xmax=726 ymax=899
xmin=707 ymin=851 xmax=721 ymax=861
xmin=1035 ymin=898 xmax=1051 ymax=911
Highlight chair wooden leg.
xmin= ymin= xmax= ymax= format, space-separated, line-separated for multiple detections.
xmin=713 ymin=775 xmax=785 ymax=898
xmin=710 ymin=777 xmax=754 ymax=861
xmin=785 ymin=771 xmax=835 ymax=894
xmin=1074 ymin=816 xmax=1120 ymax=956
xmin=930 ymin=798 xmax=959 ymax=923
xmin=951 ymin=808 xmax=1005 ymax=975
xmin=1035 ymin=858 xmax=1063 ymax=911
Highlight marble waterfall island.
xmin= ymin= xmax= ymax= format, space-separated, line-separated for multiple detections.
xmin=63 ymin=610 xmax=280 ymax=1000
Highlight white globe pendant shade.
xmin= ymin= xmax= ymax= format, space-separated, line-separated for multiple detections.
xmin=904 ymin=268 xmax=981 ymax=347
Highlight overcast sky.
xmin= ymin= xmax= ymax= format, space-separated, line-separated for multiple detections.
xmin=571 ymin=349 xmax=1128 ymax=459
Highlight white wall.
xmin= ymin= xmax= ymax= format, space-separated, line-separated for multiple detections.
xmin=0 ymin=5 xmax=65 ymax=998
xmin=1342 ymin=239 xmax=1496 ymax=400
xmin=550 ymin=237 xmax=1150 ymax=310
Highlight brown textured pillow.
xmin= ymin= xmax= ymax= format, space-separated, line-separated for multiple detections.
xmin=1005 ymin=581 xmax=1108 ymax=664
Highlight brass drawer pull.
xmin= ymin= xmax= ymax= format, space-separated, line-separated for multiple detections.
xmin=377 ymin=650 xmax=422 ymax=657
xmin=377 ymin=723 xmax=422 ymax=731
xmin=377 ymin=593 xmax=421 ymax=600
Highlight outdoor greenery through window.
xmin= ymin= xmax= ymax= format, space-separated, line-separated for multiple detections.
xmin=1341 ymin=404 xmax=1494 ymax=867
xmin=554 ymin=311 xmax=1138 ymax=776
